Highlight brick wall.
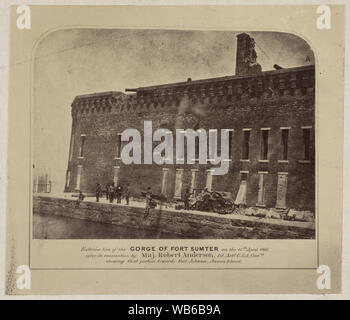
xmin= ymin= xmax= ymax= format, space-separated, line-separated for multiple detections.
xmin=65 ymin=65 xmax=315 ymax=212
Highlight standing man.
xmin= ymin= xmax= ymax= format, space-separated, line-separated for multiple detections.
xmin=109 ymin=183 xmax=115 ymax=203
xmin=124 ymin=183 xmax=130 ymax=205
xmin=144 ymin=187 xmax=152 ymax=219
xmin=116 ymin=184 xmax=123 ymax=204
xmin=105 ymin=183 xmax=110 ymax=201
xmin=95 ymin=183 xmax=102 ymax=202
xmin=183 ymin=188 xmax=191 ymax=210
xmin=78 ymin=191 xmax=85 ymax=201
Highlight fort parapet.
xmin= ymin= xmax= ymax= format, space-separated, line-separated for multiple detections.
xmin=71 ymin=65 xmax=314 ymax=116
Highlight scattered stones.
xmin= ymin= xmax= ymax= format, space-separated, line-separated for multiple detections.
xmin=286 ymin=209 xmax=314 ymax=222
xmin=255 ymin=208 xmax=268 ymax=218
xmin=244 ymin=207 xmax=256 ymax=216
xmin=266 ymin=208 xmax=281 ymax=219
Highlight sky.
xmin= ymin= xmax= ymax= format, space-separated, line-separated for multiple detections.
xmin=33 ymin=29 xmax=315 ymax=191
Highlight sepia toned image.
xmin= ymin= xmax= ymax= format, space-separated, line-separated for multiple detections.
xmin=4 ymin=5 xmax=344 ymax=294
xmin=32 ymin=29 xmax=316 ymax=240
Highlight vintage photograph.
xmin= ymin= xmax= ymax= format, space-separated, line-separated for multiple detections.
xmin=32 ymin=29 xmax=315 ymax=239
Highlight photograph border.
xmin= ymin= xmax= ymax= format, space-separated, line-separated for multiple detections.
xmin=29 ymin=25 xmax=319 ymax=271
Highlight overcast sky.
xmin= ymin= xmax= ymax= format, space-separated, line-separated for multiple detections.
xmin=33 ymin=29 xmax=314 ymax=191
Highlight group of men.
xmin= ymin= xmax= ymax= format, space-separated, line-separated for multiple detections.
xmin=95 ymin=182 xmax=131 ymax=205
xmin=89 ymin=184 xmax=194 ymax=219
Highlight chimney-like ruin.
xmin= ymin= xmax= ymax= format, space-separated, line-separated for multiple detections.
xmin=235 ymin=33 xmax=262 ymax=76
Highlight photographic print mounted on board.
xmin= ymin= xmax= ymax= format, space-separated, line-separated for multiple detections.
xmin=5 ymin=5 xmax=344 ymax=295
xmin=33 ymin=29 xmax=315 ymax=240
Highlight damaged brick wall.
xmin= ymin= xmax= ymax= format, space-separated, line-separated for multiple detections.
xmin=64 ymin=63 xmax=315 ymax=212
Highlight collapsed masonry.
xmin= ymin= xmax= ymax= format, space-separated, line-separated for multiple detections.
xmin=235 ymin=33 xmax=262 ymax=76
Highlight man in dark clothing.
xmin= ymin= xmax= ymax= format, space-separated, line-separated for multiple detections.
xmin=105 ymin=183 xmax=109 ymax=200
xmin=116 ymin=184 xmax=123 ymax=204
xmin=184 ymin=188 xmax=191 ymax=210
xmin=124 ymin=183 xmax=130 ymax=205
xmin=96 ymin=183 xmax=102 ymax=202
xmin=109 ymin=183 xmax=115 ymax=203
xmin=78 ymin=191 xmax=85 ymax=201
xmin=144 ymin=187 xmax=152 ymax=219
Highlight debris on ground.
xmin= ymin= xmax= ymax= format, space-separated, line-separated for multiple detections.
xmin=286 ymin=209 xmax=314 ymax=222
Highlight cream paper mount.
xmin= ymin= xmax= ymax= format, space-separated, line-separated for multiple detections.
xmin=5 ymin=5 xmax=344 ymax=294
